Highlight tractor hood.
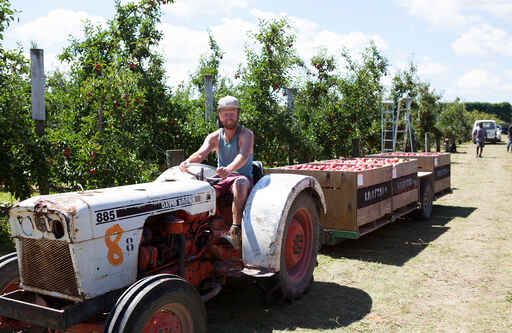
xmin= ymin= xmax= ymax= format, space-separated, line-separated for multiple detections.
xmin=9 ymin=179 xmax=215 ymax=243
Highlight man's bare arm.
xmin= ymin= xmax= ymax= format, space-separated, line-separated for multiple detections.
xmin=179 ymin=131 xmax=218 ymax=171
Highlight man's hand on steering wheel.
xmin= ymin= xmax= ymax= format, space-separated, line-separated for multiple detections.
xmin=215 ymin=166 xmax=232 ymax=178
xmin=179 ymin=160 xmax=189 ymax=172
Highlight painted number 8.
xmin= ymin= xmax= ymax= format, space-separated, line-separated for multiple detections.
xmin=105 ymin=224 xmax=124 ymax=266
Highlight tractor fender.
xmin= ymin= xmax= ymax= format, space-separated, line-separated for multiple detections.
xmin=242 ymin=173 xmax=326 ymax=272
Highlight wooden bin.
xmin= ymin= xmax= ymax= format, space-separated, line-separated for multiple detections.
xmin=368 ymin=152 xmax=450 ymax=194
xmin=266 ymin=161 xmax=392 ymax=232
xmin=390 ymin=159 xmax=419 ymax=211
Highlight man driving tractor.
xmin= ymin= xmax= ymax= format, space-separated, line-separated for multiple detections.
xmin=179 ymin=96 xmax=254 ymax=250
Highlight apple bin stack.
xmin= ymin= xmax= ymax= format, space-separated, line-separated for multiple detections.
xmin=368 ymin=152 xmax=451 ymax=195
xmin=266 ymin=157 xmax=418 ymax=234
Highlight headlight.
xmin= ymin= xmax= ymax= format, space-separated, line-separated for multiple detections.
xmin=50 ymin=219 xmax=65 ymax=239
xmin=19 ymin=216 xmax=34 ymax=236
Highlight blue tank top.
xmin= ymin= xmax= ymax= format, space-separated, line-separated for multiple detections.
xmin=218 ymin=126 xmax=253 ymax=179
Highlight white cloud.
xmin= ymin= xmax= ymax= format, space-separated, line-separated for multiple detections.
xmin=165 ymin=0 xmax=248 ymax=19
xmin=11 ymin=9 xmax=106 ymax=51
xmin=159 ymin=17 xmax=255 ymax=84
xmin=6 ymin=9 xmax=106 ymax=73
xmin=452 ymin=68 xmax=512 ymax=101
xmin=452 ymin=24 xmax=512 ymax=56
xmin=398 ymin=0 xmax=512 ymax=29
xmin=397 ymin=0 xmax=475 ymax=28
xmin=418 ymin=57 xmax=447 ymax=76
xmin=250 ymin=9 xmax=388 ymax=63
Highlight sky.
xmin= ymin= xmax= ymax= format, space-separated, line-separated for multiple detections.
xmin=4 ymin=0 xmax=512 ymax=103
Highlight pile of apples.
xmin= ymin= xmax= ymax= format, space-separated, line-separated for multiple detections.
xmin=281 ymin=158 xmax=408 ymax=172
xmin=376 ymin=152 xmax=441 ymax=157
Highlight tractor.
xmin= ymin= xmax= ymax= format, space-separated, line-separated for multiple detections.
xmin=0 ymin=163 xmax=325 ymax=332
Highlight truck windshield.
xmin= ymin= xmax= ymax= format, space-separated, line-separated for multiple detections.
xmin=482 ymin=122 xmax=495 ymax=129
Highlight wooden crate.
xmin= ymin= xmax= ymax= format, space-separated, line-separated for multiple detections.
xmin=266 ymin=160 xmax=393 ymax=231
xmin=390 ymin=159 xmax=419 ymax=211
xmin=368 ymin=152 xmax=450 ymax=195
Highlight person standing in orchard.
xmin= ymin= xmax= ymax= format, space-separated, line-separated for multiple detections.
xmin=507 ymin=123 xmax=512 ymax=152
xmin=179 ymin=96 xmax=254 ymax=250
xmin=472 ymin=122 xmax=486 ymax=158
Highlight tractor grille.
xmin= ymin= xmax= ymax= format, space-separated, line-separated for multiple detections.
xmin=20 ymin=238 xmax=79 ymax=298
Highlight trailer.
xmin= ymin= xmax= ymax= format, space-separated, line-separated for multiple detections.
xmin=267 ymin=153 xmax=451 ymax=245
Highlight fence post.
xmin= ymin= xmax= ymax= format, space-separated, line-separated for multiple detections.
xmin=31 ymin=48 xmax=49 ymax=195
xmin=351 ymin=138 xmax=360 ymax=157
xmin=284 ymin=87 xmax=296 ymax=112
xmin=166 ymin=149 xmax=184 ymax=168
xmin=204 ymin=75 xmax=214 ymax=121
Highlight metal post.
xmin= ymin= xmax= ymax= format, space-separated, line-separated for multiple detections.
xmin=284 ymin=88 xmax=296 ymax=112
xmin=351 ymin=138 xmax=360 ymax=157
xmin=204 ymin=75 xmax=214 ymax=121
xmin=425 ymin=132 xmax=430 ymax=152
xmin=30 ymin=48 xmax=49 ymax=195
xmin=166 ymin=149 xmax=184 ymax=168
xmin=31 ymin=49 xmax=45 ymax=135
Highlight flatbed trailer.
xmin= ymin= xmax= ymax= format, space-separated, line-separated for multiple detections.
xmin=266 ymin=153 xmax=451 ymax=246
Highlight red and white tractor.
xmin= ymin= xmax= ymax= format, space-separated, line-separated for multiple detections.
xmin=0 ymin=163 xmax=325 ymax=332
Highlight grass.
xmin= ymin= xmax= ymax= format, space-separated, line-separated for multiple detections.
xmin=0 ymin=190 xmax=15 ymax=256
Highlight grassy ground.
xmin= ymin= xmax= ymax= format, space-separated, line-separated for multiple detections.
xmin=1 ymin=143 xmax=511 ymax=332
xmin=206 ymin=142 xmax=512 ymax=332
xmin=0 ymin=190 xmax=15 ymax=255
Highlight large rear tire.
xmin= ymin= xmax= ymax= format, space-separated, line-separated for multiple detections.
xmin=278 ymin=192 xmax=319 ymax=300
xmin=104 ymin=274 xmax=206 ymax=333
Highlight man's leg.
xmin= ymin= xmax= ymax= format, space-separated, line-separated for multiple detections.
xmin=225 ymin=177 xmax=251 ymax=250
xmin=231 ymin=177 xmax=251 ymax=227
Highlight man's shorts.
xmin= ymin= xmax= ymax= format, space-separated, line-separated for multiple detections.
xmin=476 ymin=140 xmax=485 ymax=148
xmin=212 ymin=174 xmax=253 ymax=197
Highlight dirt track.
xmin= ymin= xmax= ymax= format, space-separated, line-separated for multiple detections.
xmin=207 ymin=142 xmax=512 ymax=332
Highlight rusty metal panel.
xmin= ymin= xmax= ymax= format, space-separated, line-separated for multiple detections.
xmin=20 ymin=238 xmax=79 ymax=298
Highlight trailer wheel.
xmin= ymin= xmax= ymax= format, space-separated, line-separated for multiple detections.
xmin=417 ymin=182 xmax=433 ymax=220
xmin=104 ymin=274 xmax=206 ymax=333
xmin=278 ymin=192 xmax=319 ymax=300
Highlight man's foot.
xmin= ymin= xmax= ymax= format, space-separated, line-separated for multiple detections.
xmin=479 ymin=154 xmax=482 ymax=158
xmin=222 ymin=224 xmax=242 ymax=250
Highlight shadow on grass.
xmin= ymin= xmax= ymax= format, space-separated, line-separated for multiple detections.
xmin=321 ymin=204 xmax=477 ymax=266
xmin=206 ymin=279 xmax=371 ymax=332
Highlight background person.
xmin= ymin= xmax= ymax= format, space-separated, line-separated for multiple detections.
xmin=179 ymin=96 xmax=254 ymax=250
xmin=508 ymin=124 xmax=512 ymax=152
xmin=472 ymin=122 xmax=486 ymax=158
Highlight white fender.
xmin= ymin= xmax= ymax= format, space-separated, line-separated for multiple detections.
xmin=242 ymin=173 xmax=326 ymax=272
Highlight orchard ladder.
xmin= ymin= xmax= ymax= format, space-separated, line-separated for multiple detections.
xmin=381 ymin=101 xmax=395 ymax=153
xmin=393 ymin=97 xmax=414 ymax=152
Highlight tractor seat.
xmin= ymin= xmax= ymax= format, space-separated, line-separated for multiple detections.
xmin=252 ymin=161 xmax=264 ymax=184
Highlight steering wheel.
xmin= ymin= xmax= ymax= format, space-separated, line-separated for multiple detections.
xmin=183 ymin=163 xmax=223 ymax=185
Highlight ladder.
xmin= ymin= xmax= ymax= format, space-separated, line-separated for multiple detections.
xmin=393 ymin=97 xmax=414 ymax=152
xmin=381 ymin=101 xmax=394 ymax=153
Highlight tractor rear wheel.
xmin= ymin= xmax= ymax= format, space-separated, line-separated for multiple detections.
xmin=104 ymin=274 xmax=206 ymax=333
xmin=278 ymin=192 xmax=319 ymax=300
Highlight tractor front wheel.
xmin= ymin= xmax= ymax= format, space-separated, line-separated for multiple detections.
xmin=278 ymin=192 xmax=319 ymax=300
xmin=0 ymin=253 xmax=19 ymax=295
xmin=104 ymin=274 xmax=206 ymax=333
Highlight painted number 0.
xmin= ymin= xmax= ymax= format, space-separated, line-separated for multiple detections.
xmin=105 ymin=224 xmax=124 ymax=266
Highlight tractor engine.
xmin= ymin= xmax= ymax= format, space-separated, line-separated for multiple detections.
xmin=137 ymin=204 xmax=240 ymax=288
